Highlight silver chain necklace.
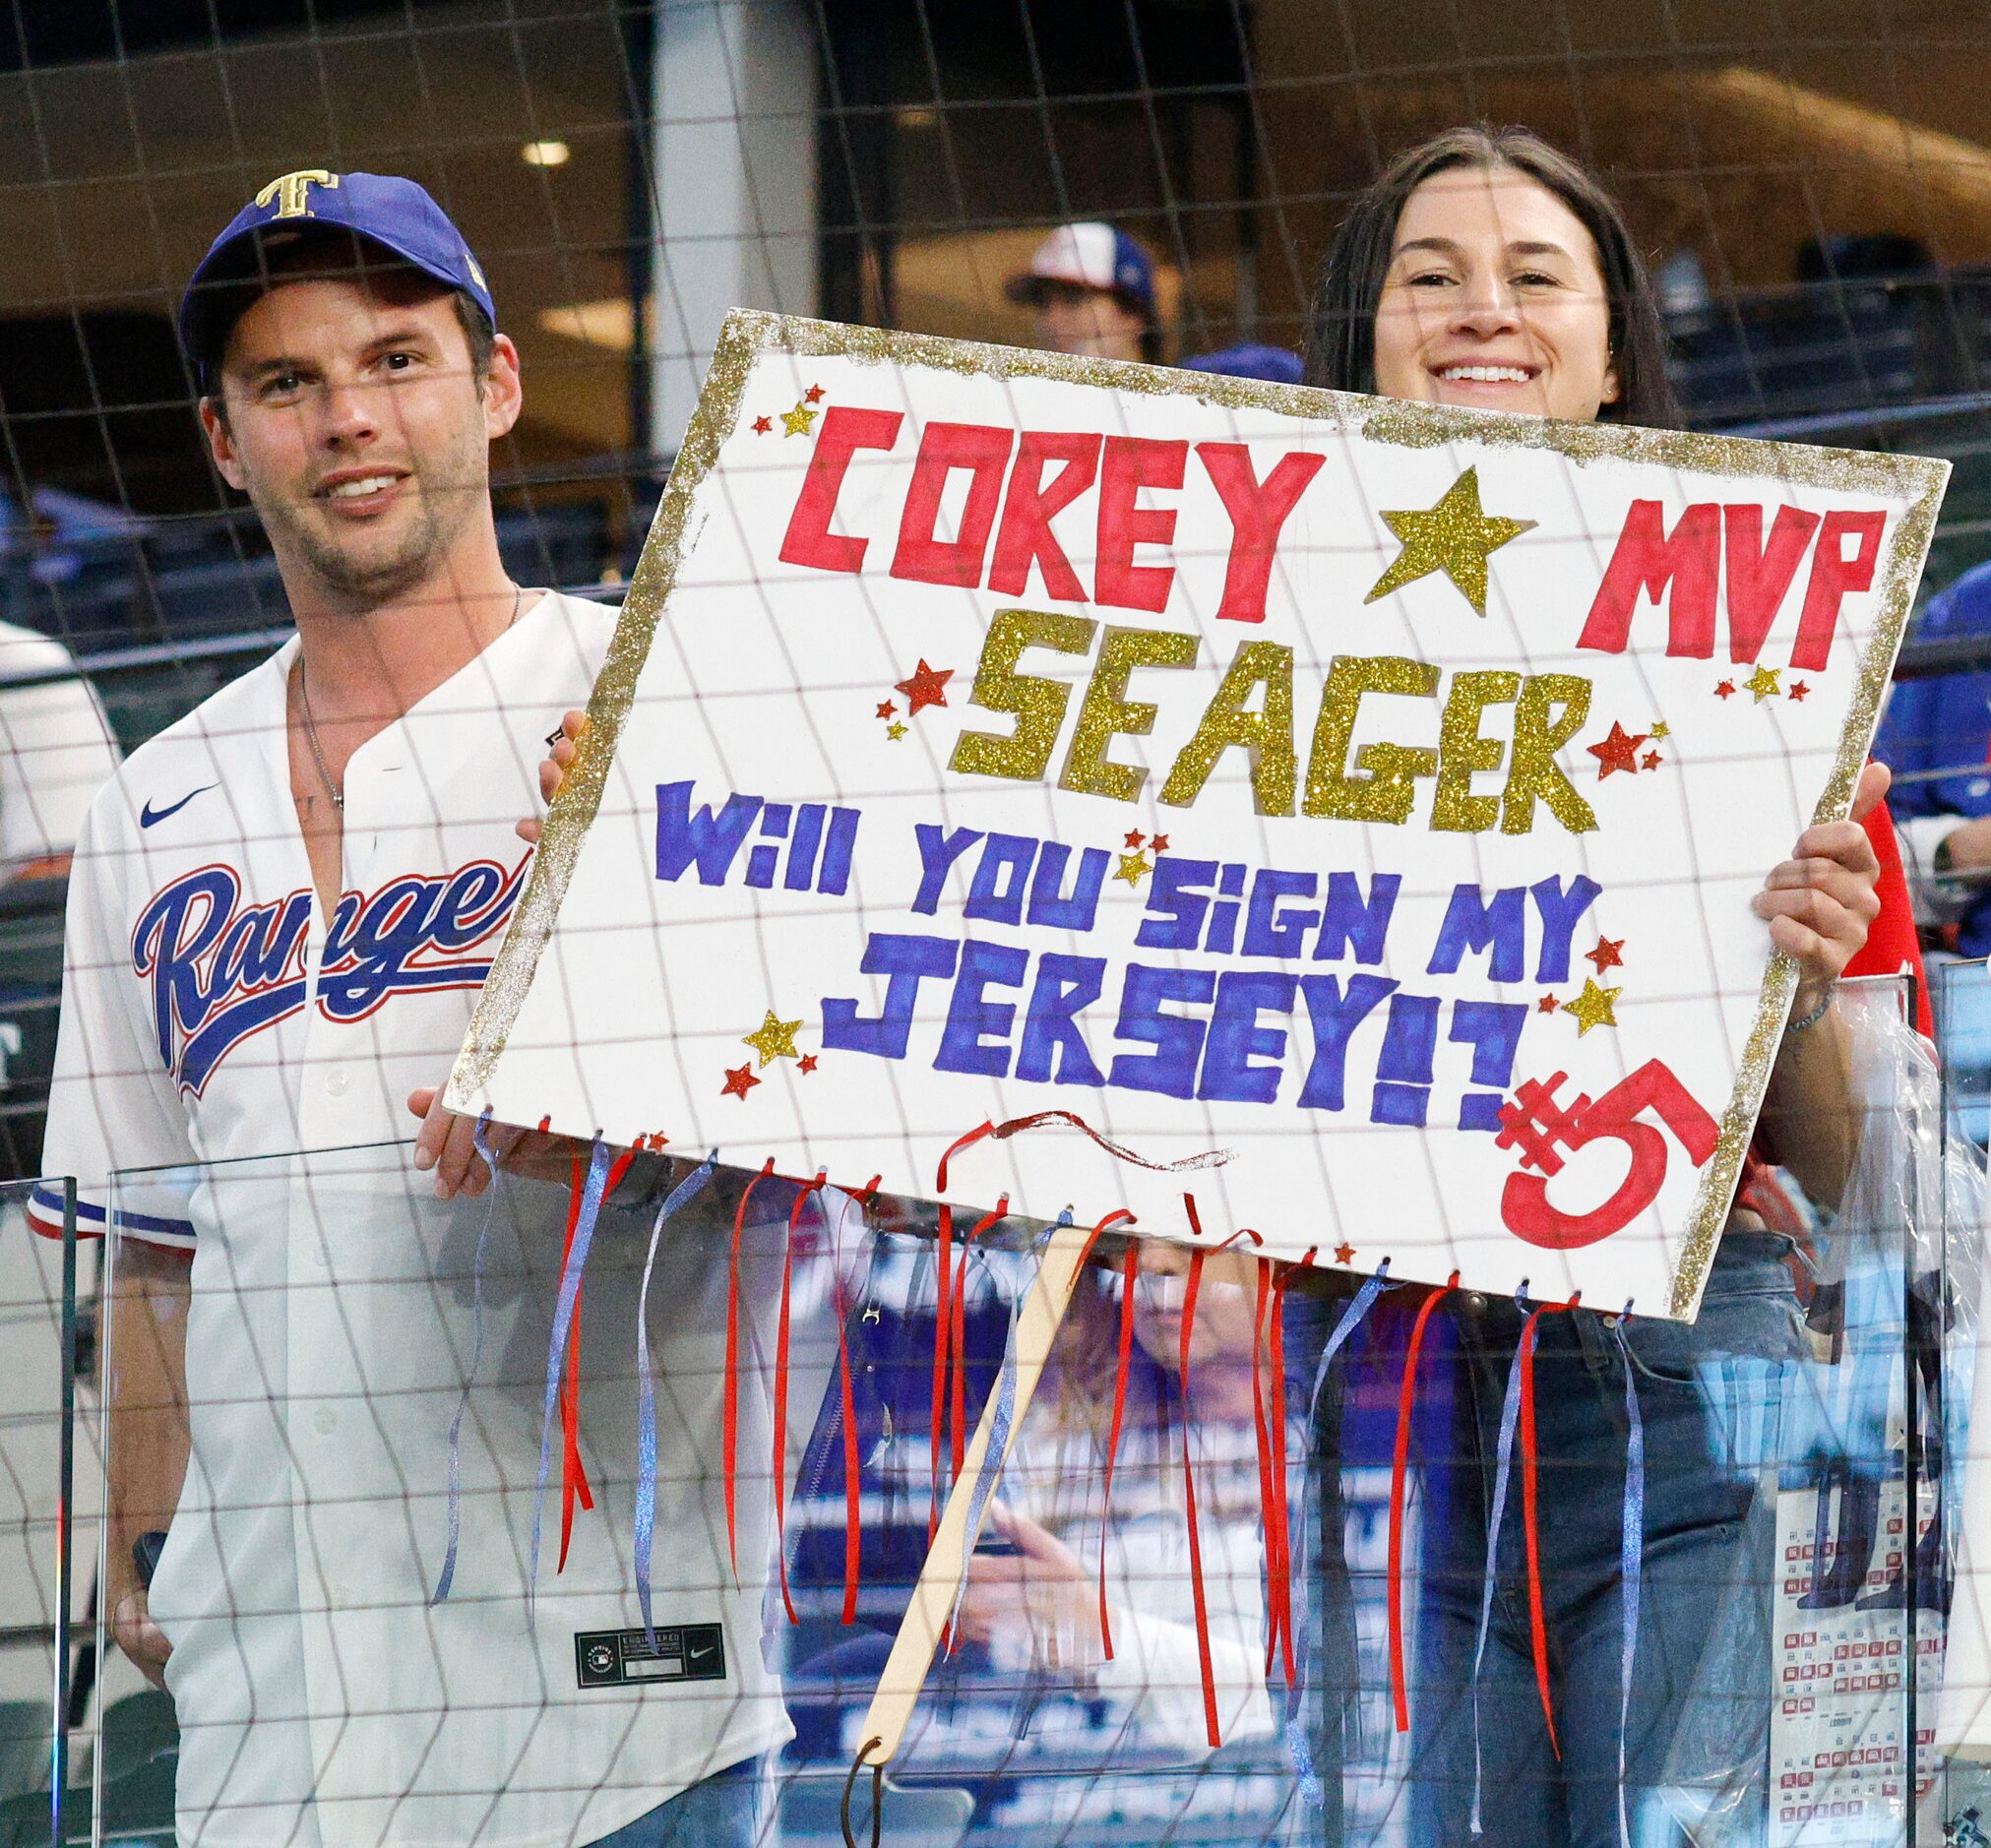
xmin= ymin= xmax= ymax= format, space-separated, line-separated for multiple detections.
xmin=296 ymin=584 xmax=525 ymax=813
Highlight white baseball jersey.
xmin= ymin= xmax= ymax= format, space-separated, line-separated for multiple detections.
xmin=35 ymin=591 xmax=839 ymax=1847
xmin=0 ymin=618 xmax=119 ymax=868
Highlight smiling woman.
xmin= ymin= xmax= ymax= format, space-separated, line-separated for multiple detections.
xmin=1304 ymin=123 xmax=1681 ymax=429
xmin=1373 ymin=173 xmax=1621 ymax=419
xmin=1284 ymin=122 xmax=1891 ymax=1848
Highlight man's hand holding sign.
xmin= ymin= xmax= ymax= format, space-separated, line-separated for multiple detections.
xmin=443 ymin=305 xmax=1943 ymax=1766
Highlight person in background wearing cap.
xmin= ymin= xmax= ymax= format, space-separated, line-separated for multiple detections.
xmin=37 ymin=169 xmax=839 ymax=1846
xmin=1007 ymin=220 xmax=1164 ymax=363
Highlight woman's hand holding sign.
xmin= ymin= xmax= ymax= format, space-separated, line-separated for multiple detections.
xmin=1751 ymin=758 xmax=1888 ymax=1006
xmin=1750 ymin=757 xmax=1890 ymax=1210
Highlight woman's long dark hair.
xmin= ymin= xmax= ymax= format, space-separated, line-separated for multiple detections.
xmin=1304 ymin=124 xmax=1682 ymax=429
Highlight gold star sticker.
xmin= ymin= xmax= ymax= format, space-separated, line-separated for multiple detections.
xmin=779 ymin=400 xmax=818 ymax=438
xmin=1745 ymin=664 xmax=1781 ymax=704
xmin=1563 ymin=978 xmax=1621 ymax=1036
xmin=742 ymin=1009 xmax=802 ymax=1066
xmin=886 ymin=720 xmax=907 ymax=741
xmin=1113 ymin=850 xmax=1152 ymax=887
xmin=1364 ymin=465 xmax=1535 ymax=616
xmin=1649 ymin=721 xmax=1670 ymax=739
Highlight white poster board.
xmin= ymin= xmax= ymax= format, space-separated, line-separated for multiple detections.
xmin=451 ymin=309 xmax=1944 ymax=1323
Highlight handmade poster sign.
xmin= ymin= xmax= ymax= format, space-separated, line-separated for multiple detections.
xmin=451 ymin=309 xmax=1945 ymax=1766
xmin=452 ymin=307 xmax=1943 ymax=1321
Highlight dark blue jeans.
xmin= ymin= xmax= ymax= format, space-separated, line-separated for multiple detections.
xmin=1289 ymin=1236 xmax=1809 ymax=1847
xmin=585 ymin=1756 xmax=766 ymax=1846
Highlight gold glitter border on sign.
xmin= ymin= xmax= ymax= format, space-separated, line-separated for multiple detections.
xmin=452 ymin=308 xmax=1950 ymax=1321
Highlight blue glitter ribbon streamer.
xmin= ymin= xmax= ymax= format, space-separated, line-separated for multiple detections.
xmin=1284 ymin=1262 xmax=1389 ymax=1810
xmin=428 ymin=1109 xmax=500 ymax=1606
xmin=635 ymin=1152 xmax=716 ymax=1647
xmin=1613 ymin=1315 xmax=1646 ymax=1848
xmin=944 ymin=1210 xmax=1071 ymax=1641
xmin=1469 ymin=1293 xmax=1531 ymax=1839
xmin=528 ymin=1137 xmax=611 ymax=1599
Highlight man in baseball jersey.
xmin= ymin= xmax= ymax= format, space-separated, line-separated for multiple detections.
xmin=33 ymin=171 xmax=839 ymax=1846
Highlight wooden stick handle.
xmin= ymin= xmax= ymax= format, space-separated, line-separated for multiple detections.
xmin=856 ymin=1217 xmax=1092 ymax=1765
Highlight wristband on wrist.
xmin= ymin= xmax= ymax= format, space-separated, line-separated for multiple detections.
xmin=1787 ymin=986 xmax=1835 ymax=1034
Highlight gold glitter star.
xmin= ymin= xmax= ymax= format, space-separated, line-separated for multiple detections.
xmin=1364 ymin=465 xmax=1535 ymax=616
xmin=780 ymin=400 xmax=818 ymax=438
xmin=742 ymin=1009 xmax=802 ymax=1066
xmin=1563 ymin=977 xmax=1621 ymax=1036
xmin=886 ymin=720 xmax=907 ymax=741
xmin=1113 ymin=850 xmax=1152 ymax=886
xmin=1649 ymin=721 xmax=1670 ymax=739
xmin=1745 ymin=664 xmax=1782 ymax=704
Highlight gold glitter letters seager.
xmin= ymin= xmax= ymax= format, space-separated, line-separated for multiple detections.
xmin=1303 ymin=654 xmax=1440 ymax=824
xmin=949 ymin=608 xmax=1096 ymax=782
xmin=1158 ymin=641 xmax=1297 ymax=817
xmin=1058 ymin=626 xmax=1198 ymax=802
xmin=460 ymin=308 xmax=1950 ymax=1324
xmin=1505 ymin=675 xmax=1597 ymax=835
xmin=1432 ymin=671 xmax=1521 ymax=833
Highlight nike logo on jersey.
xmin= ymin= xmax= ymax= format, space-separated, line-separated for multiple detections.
xmin=139 ymin=785 xmax=218 ymax=829
xmin=132 ymin=855 xmax=529 ymax=1094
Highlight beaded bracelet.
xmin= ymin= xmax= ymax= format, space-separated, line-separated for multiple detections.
xmin=1786 ymin=986 xmax=1835 ymax=1034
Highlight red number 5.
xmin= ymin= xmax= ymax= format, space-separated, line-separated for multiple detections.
xmin=1497 ymin=1060 xmax=1719 ymax=1251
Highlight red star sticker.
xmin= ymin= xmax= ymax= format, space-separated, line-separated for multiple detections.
xmin=751 ymin=414 xmax=773 ymax=435
xmin=1151 ymin=833 xmax=1170 ymax=852
xmin=803 ymin=383 xmax=826 ymax=403
xmin=1124 ymin=829 xmax=1146 ymax=848
xmin=894 ymin=659 xmax=954 ymax=715
xmin=1642 ymin=750 xmax=1663 ymax=770
xmin=1334 ymin=1242 xmax=1357 ymax=1264
xmin=875 ymin=699 xmax=897 ymax=719
xmin=1587 ymin=721 xmax=1648 ymax=778
xmin=1586 ymin=935 xmax=1625 ymax=973
xmin=1714 ymin=680 xmax=1736 ymax=700
xmin=1537 ymin=994 xmax=1560 ymax=1013
xmin=1789 ymin=681 xmax=1811 ymax=702
xmin=720 ymin=1063 xmax=760 ymax=1100
xmin=798 ymin=1054 xmax=818 ymax=1075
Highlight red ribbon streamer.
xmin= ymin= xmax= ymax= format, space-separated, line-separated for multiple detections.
xmin=1518 ymin=1303 xmax=1561 ymax=1759
xmin=930 ymin=1124 xmax=998 ymax=1547
xmin=1174 ymin=1201 xmax=1258 ymax=1752
xmin=988 ymin=1108 xmax=1230 ymax=1173
xmin=943 ymin=1200 xmax=1009 ymax=1506
xmin=555 ymin=1158 xmax=591 ymax=1573
xmin=1389 ymin=1273 xmax=1459 ymax=1733
xmin=554 ymin=1148 xmax=636 ymax=1573
xmin=773 ymin=1174 xmax=827 ymax=1627
xmin=722 ymin=1158 xmax=775 ymax=1579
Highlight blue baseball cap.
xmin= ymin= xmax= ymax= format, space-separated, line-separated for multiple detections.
xmin=179 ymin=169 xmax=495 ymax=377
xmin=1184 ymin=342 xmax=1304 ymax=386
xmin=1006 ymin=222 xmax=1157 ymax=321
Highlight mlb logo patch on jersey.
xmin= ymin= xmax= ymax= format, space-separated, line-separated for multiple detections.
xmin=574 ymin=1625 xmax=727 ymax=1690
